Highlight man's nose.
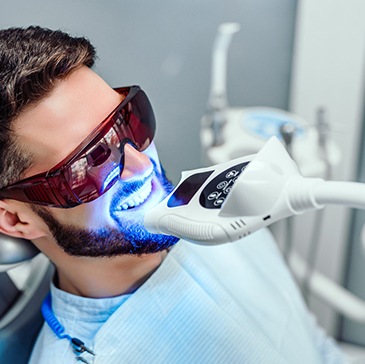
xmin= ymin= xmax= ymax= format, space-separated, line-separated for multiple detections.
xmin=120 ymin=143 xmax=153 ymax=181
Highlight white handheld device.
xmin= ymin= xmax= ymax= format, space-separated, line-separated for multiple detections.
xmin=145 ymin=137 xmax=365 ymax=245
xmin=145 ymin=137 xmax=320 ymax=245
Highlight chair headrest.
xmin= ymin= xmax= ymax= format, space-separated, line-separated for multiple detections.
xmin=0 ymin=234 xmax=39 ymax=272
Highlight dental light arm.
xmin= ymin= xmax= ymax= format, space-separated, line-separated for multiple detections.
xmin=145 ymin=137 xmax=365 ymax=245
xmin=209 ymin=22 xmax=241 ymax=110
xmin=205 ymin=22 xmax=241 ymax=147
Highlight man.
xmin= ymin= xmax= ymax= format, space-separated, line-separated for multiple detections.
xmin=0 ymin=26 xmax=347 ymax=363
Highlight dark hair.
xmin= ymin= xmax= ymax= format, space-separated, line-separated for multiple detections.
xmin=0 ymin=26 xmax=96 ymax=188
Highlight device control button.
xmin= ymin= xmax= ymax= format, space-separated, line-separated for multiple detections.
xmin=226 ymin=170 xmax=239 ymax=179
xmin=217 ymin=181 xmax=228 ymax=189
xmin=208 ymin=191 xmax=221 ymax=200
xmin=214 ymin=197 xmax=225 ymax=206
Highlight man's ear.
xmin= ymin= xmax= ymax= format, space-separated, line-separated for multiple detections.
xmin=0 ymin=200 xmax=45 ymax=240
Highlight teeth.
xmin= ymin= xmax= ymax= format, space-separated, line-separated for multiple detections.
xmin=118 ymin=180 xmax=153 ymax=211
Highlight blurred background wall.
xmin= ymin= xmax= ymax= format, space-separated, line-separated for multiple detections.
xmin=0 ymin=0 xmax=297 ymax=182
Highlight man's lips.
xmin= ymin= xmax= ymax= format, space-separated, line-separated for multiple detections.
xmin=115 ymin=177 xmax=153 ymax=211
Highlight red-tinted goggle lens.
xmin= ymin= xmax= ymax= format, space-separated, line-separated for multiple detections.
xmin=0 ymin=86 xmax=155 ymax=208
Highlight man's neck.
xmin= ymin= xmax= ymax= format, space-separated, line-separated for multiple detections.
xmin=54 ymin=250 xmax=168 ymax=298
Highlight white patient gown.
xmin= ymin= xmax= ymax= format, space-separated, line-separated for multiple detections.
xmin=29 ymin=229 xmax=347 ymax=364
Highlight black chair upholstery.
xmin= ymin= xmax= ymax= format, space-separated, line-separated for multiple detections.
xmin=0 ymin=273 xmax=21 ymax=319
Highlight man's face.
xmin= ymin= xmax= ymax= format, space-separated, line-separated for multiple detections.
xmin=14 ymin=66 xmax=178 ymax=257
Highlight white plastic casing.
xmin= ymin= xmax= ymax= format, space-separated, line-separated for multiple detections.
xmin=144 ymin=137 xmax=322 ymax=245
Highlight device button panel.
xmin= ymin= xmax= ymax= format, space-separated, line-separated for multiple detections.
xmin=199 ymin=162 xmax=249 ymax=209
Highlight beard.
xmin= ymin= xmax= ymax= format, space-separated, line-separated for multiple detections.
xmin=32 ymin=165 xmax=179 ymax=257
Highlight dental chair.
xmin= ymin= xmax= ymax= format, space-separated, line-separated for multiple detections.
xmin=0 ymin=236 xmax=53 ymax=363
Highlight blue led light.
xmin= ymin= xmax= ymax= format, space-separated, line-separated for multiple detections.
xmin=102 ymin=165 xmax=121 ymax=192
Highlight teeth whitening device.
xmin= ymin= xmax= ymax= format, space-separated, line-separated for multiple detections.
xmin=145 ymin=136 xmax=364 ymax=245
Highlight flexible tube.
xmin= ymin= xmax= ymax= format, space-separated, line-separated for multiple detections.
xmin=313 ymin=181 xmax=365 ymax=210
xmin=287 ymin=178 xmax=365 ymax=213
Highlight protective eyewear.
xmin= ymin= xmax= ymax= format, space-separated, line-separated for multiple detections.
xmin=0 ymin=86 xmax=156 ymax=208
